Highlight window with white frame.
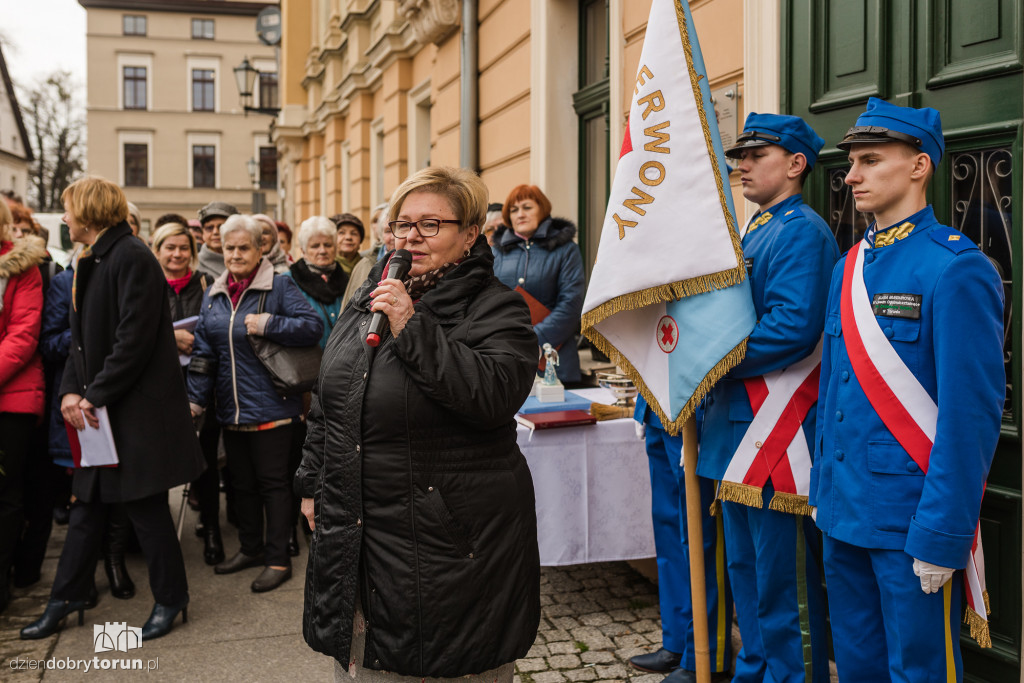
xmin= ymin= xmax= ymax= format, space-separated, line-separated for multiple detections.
xmin=118 ymin=55 xmax=153 ymax=111
xmin=123 ymin=66 xmax=147 ymax=110
xmin=191 ymin=18 xmax=214 ymax=40
xmin=407 ymin=80 xmax=432 ymax=172
xmin=118 ymin=131 xmax=153 ymax=188
xmin=192 ymin=69 xmax=215 ymax=111
xmin=123 ymin=15 xmax=146 ymax=36
xmin=192 ymin=145 xmax=216 ymax=188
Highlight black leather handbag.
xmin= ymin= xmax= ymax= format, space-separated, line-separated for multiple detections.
xmin=248 ymin=291 xmax=323 ymax=395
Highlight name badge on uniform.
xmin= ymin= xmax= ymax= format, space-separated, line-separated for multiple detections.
xmin=744 ymin=257 xmax=754 ymax=273
xmin=872 ymin=293 xmax=922 ymax=319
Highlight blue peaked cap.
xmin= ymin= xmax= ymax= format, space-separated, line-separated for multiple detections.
xmin=725 ymin=113 xmax=825 ymax=168
xmin=839 ymin=97 xmax=945 ymax=168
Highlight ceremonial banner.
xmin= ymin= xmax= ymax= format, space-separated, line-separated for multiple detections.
xmin=581 ymin=0 xmax=756 ymax=435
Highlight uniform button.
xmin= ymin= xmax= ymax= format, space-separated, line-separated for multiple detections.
xmin=834 ymin=450 xmax=844 ymax=461
xmin=518 ymin=277 xmax=525 ymax=285
xmin=841 ymin=371 xmax=850 ymax=382
xmin=428 ymin=486 xmax=434 ymax=492
xmin=754 ymin=440 xmax=763 ymax=448
xmin=835 ymin=411 xmax=843 ymax=422
xmin=907 ymin=461 xmax=919 ymax=473
xmin=884 ymin=327 xmax=894 ymax=339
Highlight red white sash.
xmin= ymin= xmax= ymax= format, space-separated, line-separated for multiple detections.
xmin=720 ymin=341 xmax=822 ymax=515
xmin=841 ymin=239 xmax=990 ymax=646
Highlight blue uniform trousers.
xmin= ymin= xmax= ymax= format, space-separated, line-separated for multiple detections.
xmin=823 ymin=536 xmax=963 ymax=683
xmin=645 ymin=425 xmax=732 ymax=672
xmin=723 ymin=492 xmax=829 ymax=683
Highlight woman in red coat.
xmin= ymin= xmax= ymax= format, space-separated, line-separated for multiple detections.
xmin=0 ymin=199 xmax=47 ymax=615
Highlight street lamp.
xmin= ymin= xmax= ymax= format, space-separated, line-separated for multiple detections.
xmin=248 ymin=157 xmax=266 ymax=214
xmin=233 ymin=57 xmax=279 ymax=116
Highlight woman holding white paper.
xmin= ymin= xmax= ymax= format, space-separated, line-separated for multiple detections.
xmin=20 ymin=177 xmax=204 ymax=642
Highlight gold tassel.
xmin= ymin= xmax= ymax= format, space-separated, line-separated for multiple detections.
xmin=708 ymin=499 xmax=721 ymax=517
xmin=983 ymin=590 xmax=991 ymax=616
xmin=579 ymin=330 xmax=748 ymax=437
xmin=964 ymin=607 xmax=992 ymax=648
xmin=580 ymin=268 xmax=747 ymax=333
xmin=767 ymin=492 xmax=815 ymax=517
xmin=589 ymin=403 xmax=633 ymax=421
xmin=717 ymin=481 xmax=764 ymax=509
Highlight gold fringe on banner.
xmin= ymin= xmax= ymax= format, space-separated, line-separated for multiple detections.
xmin=580 ymin=268 xmax=747 ymax=333
xmin=768 ymin=492 xmax=815 ymax=517
xmin=983 ymin=589 xmax=991 ymax=615
xmin=717 ymin=481 xmax=764 ymax=509
xmin=580 ymin=326 xmax=747 ymax=437
xmin=965 ymin=607 xmax=992 ymax=648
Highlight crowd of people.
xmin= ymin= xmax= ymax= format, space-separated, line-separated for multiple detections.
xmin=0 ymin=97 xmax=1005 ymax=683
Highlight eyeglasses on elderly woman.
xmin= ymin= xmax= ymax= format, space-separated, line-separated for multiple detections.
xmin=386 ymin=218 xmax=461 ymax=238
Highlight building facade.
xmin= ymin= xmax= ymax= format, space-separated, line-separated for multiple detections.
xmin=278 ymin=1 xmax=1021 ymax=679
xmin=0 ymin=44 xmax=33 ymax=203
xmin=79 ymin=0 xmax=280 ymax=236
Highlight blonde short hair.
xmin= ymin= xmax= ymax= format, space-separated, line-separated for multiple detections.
xmin=0 ymin=200 xmax=12 ymax=242
xmin=219 ymin=214 xmax=263 ymax=248
xmin=61 ymin=176 xmax=129 ymax=230
xmin=387 ymin=167 xmax=488 ymax=231
xmin=151 ymin=222 xmax=198 ymax=269
xmin=297 ymin=216 xmax=338 ymax=251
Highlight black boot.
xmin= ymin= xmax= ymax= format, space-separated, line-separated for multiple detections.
xmin=20 ymin=599 xmax=87 ymax=640
xmin=141 ymin=601 xmax=188 ymax=640
xmin=103 ymin=505 xmax=135 ymax=599
xmin=203 ymin=525 xmax=225 ymax=565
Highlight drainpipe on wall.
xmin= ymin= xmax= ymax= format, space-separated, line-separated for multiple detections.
xmin=460 ymin=0 xmax=479 ymax=171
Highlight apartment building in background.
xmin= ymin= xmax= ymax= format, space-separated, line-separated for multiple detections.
xmin=0 ymin=43 xmax=33 ymax=203
xmin=79 ymin=0 xmax=280 ymax=236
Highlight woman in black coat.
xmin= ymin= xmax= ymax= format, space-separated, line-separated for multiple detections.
xmin=296 ymin=167 xmax=541 ymax=681
xmin=20 ymin=177 xmax=204 ymax=642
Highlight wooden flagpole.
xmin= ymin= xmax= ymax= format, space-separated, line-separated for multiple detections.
xmin=682 ymin=414 xmax=711 ymax=683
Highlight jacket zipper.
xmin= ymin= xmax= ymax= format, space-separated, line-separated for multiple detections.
xmin=227 ymin=288 xmax=254 ymax=424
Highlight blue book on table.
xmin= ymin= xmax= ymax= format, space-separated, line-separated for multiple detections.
xmin=519 ymin=391 xmax=594 ymax=415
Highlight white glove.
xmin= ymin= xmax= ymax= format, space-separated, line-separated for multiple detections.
xmin=810 ymin=507 xmax=817 ymax=523
xmin=912 ymin=558 xmax=954 ymax=594
xmin=634 ymin=422 xmax=646 ymax=440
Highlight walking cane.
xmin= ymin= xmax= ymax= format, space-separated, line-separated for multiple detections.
xmin=682 ymin=414 xmax=711 ymax=683
xmin=176 ymin=483 xmax=191 ymax=541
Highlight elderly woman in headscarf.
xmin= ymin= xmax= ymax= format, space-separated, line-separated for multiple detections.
xmin=253 ymin=213 xmax=290 ymax=274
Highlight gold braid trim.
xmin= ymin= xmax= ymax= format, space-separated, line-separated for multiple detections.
xmin=717 ymin=481 xmax=764 ymax=509
xmin=580 ymin=268 xmax=747 ymax=332
xmin=673 ymin=0 xmax=745 ymax=268
xmin=581 ymin=326 xmax=748 ymax=436
xmin=964 ymin=607 xmax=992 ymax=648
xmin=767 ymin=491 xmax=815 ymax=517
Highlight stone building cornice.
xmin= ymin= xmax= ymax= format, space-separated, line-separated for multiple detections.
xmin=396 ymin=0 xmax=460 ymax=46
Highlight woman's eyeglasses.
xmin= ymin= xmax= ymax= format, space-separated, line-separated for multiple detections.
xmin=386 ymin=219 xmax=460 ymax=238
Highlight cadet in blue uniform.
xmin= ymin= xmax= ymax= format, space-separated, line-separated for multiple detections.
xmin=699 ymin=113 xmax=837 ymax=683
xmin=809 ymin=98 xmax=1004 ymax=682
xmin=628 ymin=397 xmax=732 ymax=682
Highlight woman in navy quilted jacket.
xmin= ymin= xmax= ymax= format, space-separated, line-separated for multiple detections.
xmin=187 ymin=214 xmax=321 ymax=593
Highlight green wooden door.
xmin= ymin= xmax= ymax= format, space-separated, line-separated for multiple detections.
xmin=782 ymin=1 xmax=1023 ymax=680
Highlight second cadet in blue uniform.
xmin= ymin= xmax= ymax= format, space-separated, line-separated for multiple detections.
xmin=629 ymin=397 xmax=732 ymax=682
xmin=809 ymin=98 xmax=1004 ymax=682
xmin=699 ymin=113 xmax=837 ymax=683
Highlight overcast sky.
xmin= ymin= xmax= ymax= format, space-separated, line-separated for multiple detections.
xmin=2 ymin=0 xmax=87 ymax=97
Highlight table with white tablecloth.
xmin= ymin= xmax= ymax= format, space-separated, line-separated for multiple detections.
xmin=518 ymin=388 xmax=655 ymax=566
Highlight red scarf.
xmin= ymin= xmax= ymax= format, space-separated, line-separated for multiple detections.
xmin=166 ymin=271 xmax=192 ymax=295
xmin=227 ymin=270 xmax=257 ymax=308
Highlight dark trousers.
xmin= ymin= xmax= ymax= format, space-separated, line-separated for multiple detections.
xmin=223 ymin=425 xmax=293 ymax=566
xmin=195 ymin=416 xmax=221 ymax=527
xmin=51 ymin=492 xmax=188 ymax=606
xmin=14 ymin=423 xmax=61 ymax=583
xmin=0 ymin=413 xmax=34 ymax=587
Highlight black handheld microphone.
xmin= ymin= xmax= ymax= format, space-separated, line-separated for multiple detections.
xmin=366 ymin=249 xmax=412 ymax=347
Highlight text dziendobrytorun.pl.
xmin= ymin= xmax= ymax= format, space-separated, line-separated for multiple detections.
xmin=9 ymin=656 xmax=160 ymax=672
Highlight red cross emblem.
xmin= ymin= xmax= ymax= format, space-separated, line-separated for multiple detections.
xmin=657 ymin=315 xmax=678 ymax=353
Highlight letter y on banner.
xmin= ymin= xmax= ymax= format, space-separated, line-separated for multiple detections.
xmin=582 ymin=0 xmax=756 ymax=435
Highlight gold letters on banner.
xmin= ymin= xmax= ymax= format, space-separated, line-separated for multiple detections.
xmin=615 ymin=64 xmax=671 ymax=240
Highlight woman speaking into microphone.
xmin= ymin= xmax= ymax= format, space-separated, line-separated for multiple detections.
xmin=296 ymin=166 xmax=541 ymax=682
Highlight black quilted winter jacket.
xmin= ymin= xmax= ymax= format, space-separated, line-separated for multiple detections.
xmin=295 ymin=236 xmax=541 ymax=677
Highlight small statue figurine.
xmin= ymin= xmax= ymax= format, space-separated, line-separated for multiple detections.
xmin=542 ymin=343 xmax=560 ymax=385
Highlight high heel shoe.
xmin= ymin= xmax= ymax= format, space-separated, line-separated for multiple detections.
xmin=20 ymin=599 xmax=87 ymax=640
xmin=104 ymin=555 xmax=136 ymax=599
xmin=203 ymin=525 xmax=225 ymax=566
xmin=140 ymin=601 xmax=188 ymax=640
